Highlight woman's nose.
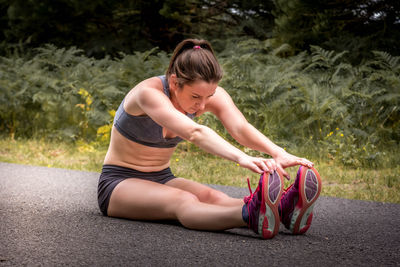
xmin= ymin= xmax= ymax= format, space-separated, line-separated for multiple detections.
xmin=198 ymin=100 xmax=206 ymax=109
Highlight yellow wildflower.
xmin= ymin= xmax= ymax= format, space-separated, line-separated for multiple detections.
xmin=108 ymin=109 xmax=116 ymax=118
xmin=75 ymin=103 xmax=85 ymax=110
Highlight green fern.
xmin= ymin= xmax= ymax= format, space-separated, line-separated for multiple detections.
xmin=1 ymin=42 xmax=398 ymax=167
xmin=304 ymin=45 xmax=349 ymax=72
xmin=370 ymin=51 xmax=400 ymax=72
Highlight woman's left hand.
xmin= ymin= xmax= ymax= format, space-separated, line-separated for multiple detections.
xmin=237 ymin=155 xmax=278 ymax=174
xmin=274 ymin=150 xmax=314 ymax=180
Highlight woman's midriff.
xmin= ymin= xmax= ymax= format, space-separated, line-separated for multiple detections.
xmin=103 ymin=127 xmax=176 ymax=172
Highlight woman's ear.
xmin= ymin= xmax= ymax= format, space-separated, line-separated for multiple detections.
xmin=168 ymin=74 xmax=179 ymax=93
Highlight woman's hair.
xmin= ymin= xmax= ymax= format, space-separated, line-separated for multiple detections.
xmin=166 ymin=39 xmax=223 ymax=87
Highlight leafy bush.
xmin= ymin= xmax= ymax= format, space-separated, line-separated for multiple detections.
xmin=0 ymin=45 xmax=169 ymax=141
xmin=0 ymin=41 xmax=398 ymax=167
xmin=217 ymin=39 xmax=399 ymax=167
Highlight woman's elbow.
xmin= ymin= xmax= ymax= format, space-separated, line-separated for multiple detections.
xmin=187 ymin=125 xmax=208 ymax=144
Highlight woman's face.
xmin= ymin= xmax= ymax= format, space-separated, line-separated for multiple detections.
xmin=170 ymin=77 xmax=217 ymax=114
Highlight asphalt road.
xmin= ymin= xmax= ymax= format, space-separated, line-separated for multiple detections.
xmin=1 ymin=162 xmax=399 ymax=266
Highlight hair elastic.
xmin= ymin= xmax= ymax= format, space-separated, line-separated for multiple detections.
xmin=193 ymin=45 xmax=201 ymax=50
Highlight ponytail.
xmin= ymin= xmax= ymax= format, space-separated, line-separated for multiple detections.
xmin=166 ymin=39 xmax=223 ymax=87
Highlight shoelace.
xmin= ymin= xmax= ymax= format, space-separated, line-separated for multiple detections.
xmin=282 ymin=184 xmax=293 ymax=196
xmin=243 ymin=178 xmax=253 ymax=203
xmin=243 ymin=177 xmax=256 ymax=228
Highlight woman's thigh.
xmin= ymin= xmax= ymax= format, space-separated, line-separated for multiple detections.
xmin=166 ymin=178 xmax=243 ymax=206
xmin=107 ymin=178 xmax=198 ymax=220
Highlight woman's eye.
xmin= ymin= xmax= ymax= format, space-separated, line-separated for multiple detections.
xmin=192 ymin=95 xmax=199 ymax=99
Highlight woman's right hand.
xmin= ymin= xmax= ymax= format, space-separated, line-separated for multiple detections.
xmin=237 ymin=155 xmax=277 ymax=174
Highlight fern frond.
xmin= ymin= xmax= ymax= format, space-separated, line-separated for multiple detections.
xmin=372 ymin=51 xmax=400 ymax=71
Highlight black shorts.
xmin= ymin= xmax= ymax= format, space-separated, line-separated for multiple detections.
xmin=97 ymin=164 xmax=177 ymax=216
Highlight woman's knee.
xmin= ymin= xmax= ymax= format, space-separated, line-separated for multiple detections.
xmin=172 ymin=191 xmax=203 ymax=228
xmin=168 ymin=191 xmax=199 ymax=214
xmin=201 ymin=188 xmax=230 ymax=204
xmin=177 ymin=191 xmax=200 ymax=205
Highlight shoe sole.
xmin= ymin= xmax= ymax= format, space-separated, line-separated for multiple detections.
xmin=289 ymin=167 xmax=322 ymax=234
xmin=260 ymin=170 xmax=284 ymax=239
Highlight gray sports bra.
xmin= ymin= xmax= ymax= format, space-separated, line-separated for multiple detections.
xmin=113 ymin=75 xmax=195 ymax=148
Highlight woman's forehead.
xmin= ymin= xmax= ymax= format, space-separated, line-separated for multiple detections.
xmin=184 ymin=80 xmax=217 ymax=95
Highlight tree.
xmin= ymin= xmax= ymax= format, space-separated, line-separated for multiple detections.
xmin=272 ymin=0 xmax=400 ymax=60
xmin=0 ymin=0 xmax=276 ymax=56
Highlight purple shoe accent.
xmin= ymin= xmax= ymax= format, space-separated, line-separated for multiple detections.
xmin=243 ymin=171 xmax=283 ymax=239
xmin=269 ymin=172 xmax=282 ymax=204
xmin=243 ymin=175 xmax=263 ymax=234
xmin=279 ymin=166 xmax=322 ymax=234
xmin=279 ymin=166 xmax=302 ymax=229
xmin=305 ymin=171 xmax=318 ymax=202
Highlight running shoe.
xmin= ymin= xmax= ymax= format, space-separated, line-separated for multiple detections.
xmin=279 ymin=166 xmax=322 ymax=234
xmin=243 ymin=170 xmax=284 ymax=239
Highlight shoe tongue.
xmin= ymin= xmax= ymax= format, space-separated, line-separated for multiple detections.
xmin=259 ymin=173 xmax=264 ymax=187
xmin=255 ymin=172 xmax=266 ymax=197
xmin=280 ymin=184 xmax=298 ymax=222
xmin=294 ymin=167 xmax=303 ymax=189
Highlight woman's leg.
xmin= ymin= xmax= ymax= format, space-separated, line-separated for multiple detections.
xmin=165 ymin=178 xmax=243 ymax=207
xmin=107 ymin=178 xmax=246 ymax=231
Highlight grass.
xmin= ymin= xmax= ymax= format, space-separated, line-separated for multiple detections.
xmin=0 ymin=137 xmax=399 ymax=204
xmin=0 ymin=138 xmax=106 ymax=172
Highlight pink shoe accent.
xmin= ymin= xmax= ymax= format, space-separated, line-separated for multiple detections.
xmin=280 ymin=166 xmax=322 ymax=235
xmin=244 ymin=170 xmax=284 ymax=239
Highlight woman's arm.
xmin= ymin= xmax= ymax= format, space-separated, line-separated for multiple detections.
xmin=207 ymin=87 xmax=313 ymax=179
xmin=133 ymin=84 xmax=276 ymax=174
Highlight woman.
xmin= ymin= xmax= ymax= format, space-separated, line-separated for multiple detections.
xmin=98 ymin=39 xmax=322 ymax=239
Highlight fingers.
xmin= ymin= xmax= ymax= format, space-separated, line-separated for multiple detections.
xmin=266 ymin=159 xmax=277 ymax=172
xmin=251 ymin=164 xmax=263 ymax=174
xmin=240 ymin=157 xmax=278 ymax=174
xmin=255 ymin=158 xmax=277 ymax=174
xmin=278 ymin=165 xmax=291 ymax=181
xmin=275 ymin=150 xmax=314 ymax=169
xmin=298 ymin=157 xmax=314 ymax=168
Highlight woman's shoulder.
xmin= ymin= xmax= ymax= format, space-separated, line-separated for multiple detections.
xmin=124 ymin=76 xmax=166 ymax=115
xmin=205 ymin=86 xmax=231 ymax=107
xmin=132 ymin=76 xmax=164 ymax=92
xmin=199 ymin=85 xmax=236 ymax=117
xmin=125 ymin=77 xmax=164 ymax=99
